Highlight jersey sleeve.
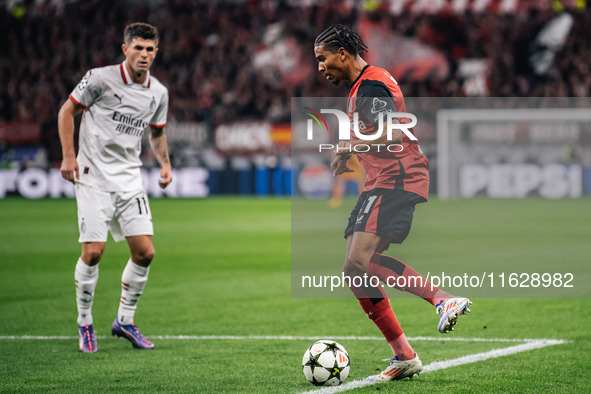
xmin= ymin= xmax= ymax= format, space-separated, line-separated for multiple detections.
xmin=356 ymin=80 xmax=397 ymax=127
xmin=69 ymin=69 xmax=103 ymax=109
xmin=149 ymin=89 xmax=168 ymax=128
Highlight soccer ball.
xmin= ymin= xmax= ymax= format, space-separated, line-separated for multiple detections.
xmin=302 ymin=340 xmax=350 ymax=386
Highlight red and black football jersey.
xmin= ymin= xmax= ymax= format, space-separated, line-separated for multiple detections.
xmin=347 ymin=65 xmax=429 ymax=200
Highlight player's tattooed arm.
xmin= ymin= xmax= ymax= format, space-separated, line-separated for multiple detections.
xmin=149 ymin=126 xmax=173 ymax=189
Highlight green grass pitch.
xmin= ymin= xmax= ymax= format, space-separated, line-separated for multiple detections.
xmin=0 ymin=197 xmax=590 ymax=393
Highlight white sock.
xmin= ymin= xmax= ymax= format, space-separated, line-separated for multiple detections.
xmin=117 ymin=259 xmax=150 ymax=325
xmin=75 ymin=257 xmax=98 ymax=326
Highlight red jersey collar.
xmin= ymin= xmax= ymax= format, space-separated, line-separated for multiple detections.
xmin=349 ymin=64 xmax=371 ymax=88
xmin=120 ymin=61 xmax=151 ymax=88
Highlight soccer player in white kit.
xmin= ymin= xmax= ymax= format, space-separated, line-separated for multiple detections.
xmin=58 ymin=22 xmax=171 ymax=352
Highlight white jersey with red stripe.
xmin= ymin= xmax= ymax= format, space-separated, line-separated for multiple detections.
xmin=69 ymin=61 xmax=168 ymax=192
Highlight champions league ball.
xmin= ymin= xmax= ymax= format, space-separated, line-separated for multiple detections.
xmin=302 ymin=340 xmax=350 ymax=386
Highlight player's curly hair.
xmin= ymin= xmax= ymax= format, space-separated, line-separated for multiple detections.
xmin=124 ymin=22 xmax=159 ymax=47
xmin=314 ymin=24 xmax=368 ymax=56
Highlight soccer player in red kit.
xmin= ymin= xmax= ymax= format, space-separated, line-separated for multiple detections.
xmin=314 ymin=24 xmax=471 ymax=382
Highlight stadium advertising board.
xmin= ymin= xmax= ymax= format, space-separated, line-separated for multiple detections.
xmin=215 ymin=121 xmax=291 ymax=155
xmin=165 ymin=122 xmax=208 ymax=147
xmin=0 ymin=122 xmax=41 ymax=144
xmin=0 ymin=167 xmax=209 ymax=199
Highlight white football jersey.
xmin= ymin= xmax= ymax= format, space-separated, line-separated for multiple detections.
xmin=69 ymin=61 xmax=168 ymax=191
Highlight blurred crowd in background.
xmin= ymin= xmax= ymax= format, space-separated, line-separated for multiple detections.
xmin=0 ymin=0 xmax=589 ymax=172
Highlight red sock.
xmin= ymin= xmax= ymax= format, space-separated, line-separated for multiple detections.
xmin=350 ymin=283 xmax=413 ymax=358
xmin=368 ymin=253 xmax=452 ymax=306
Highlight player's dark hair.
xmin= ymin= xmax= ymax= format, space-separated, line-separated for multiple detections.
xmin=124 ymin=22 xmax=159 ymax=47
xmin=314 ymin=24 xmax=368 ymax=56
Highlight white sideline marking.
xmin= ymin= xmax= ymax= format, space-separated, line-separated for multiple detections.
xmin=0 ymin=335 xmax=558 ymax=342
xmin=0 ymin=333 xmax=568 ymax=394
xmin=422 ymin=339 xmax=566 ymax=373
xmin=300 ymin=339 xmax=567 ymax=394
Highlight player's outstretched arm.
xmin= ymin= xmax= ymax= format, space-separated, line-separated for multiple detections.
xmin=58 ymin=99 xmax=83 ymax=184
xmin=148 ymin=126 xmax=172 ymax=189
xmin=331 ymin=156 xmax=348 ymax=177
xmin=331 ymin=141 xmax=355 ymax=177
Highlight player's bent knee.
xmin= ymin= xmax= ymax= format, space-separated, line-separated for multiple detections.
xmin=81 ymin=245 xmax=105 ymax=265
xmin=343 ymin=256 xmax=367 ymax=278
xmin=144 ymin=248 xmax=155 ymax=262
xmin=132 ymin=247 xmax=155 ymax=266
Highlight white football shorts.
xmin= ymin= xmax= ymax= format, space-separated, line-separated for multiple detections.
xmin=75 ymin=183 xmax=154 ymax=243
